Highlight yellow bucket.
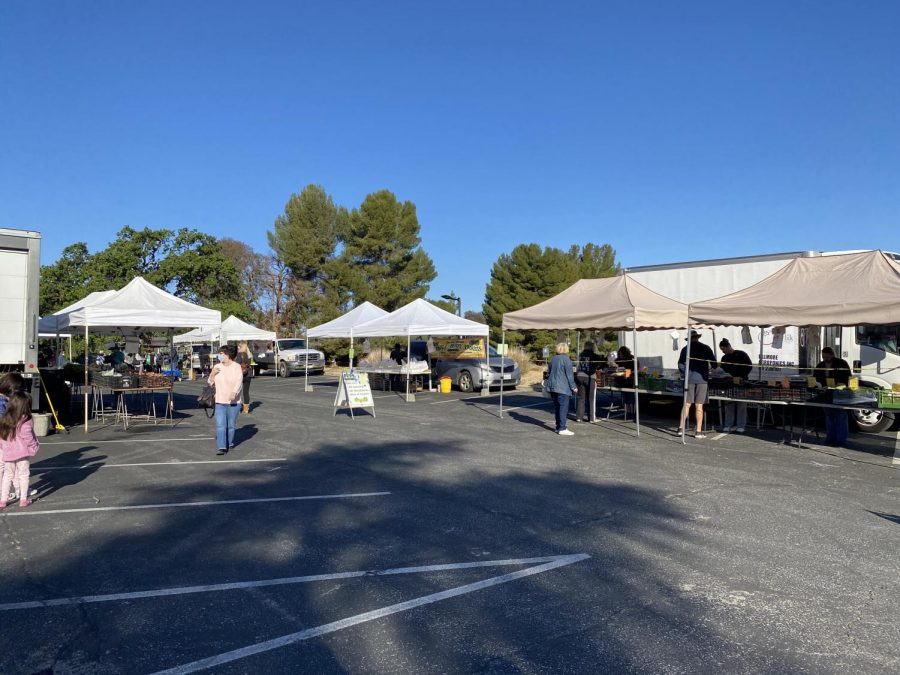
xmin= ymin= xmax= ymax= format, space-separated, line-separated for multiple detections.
xmin=439 ymin=376 xmax=452 ymax=394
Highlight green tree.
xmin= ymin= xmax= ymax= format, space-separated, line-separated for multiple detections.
xmin=339 ymin=189 xmax=436 ymax=311
xmin=483 ymin=243 xmax=619 ymax=354
xmin=39 ymin=242 xmax=94 ymax=315
xmin=267 ymin=184 xmax=347 ymax=326
xmin=40 ymin=226 xmax=245 ymax=320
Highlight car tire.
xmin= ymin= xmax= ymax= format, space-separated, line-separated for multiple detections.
xmin=278 ymin=361 xmax=290 ymax=378
xmin=457 ymin=370 xmax=474 ymax=393
xmin=850 ymin=409 xmax=895 ymax=433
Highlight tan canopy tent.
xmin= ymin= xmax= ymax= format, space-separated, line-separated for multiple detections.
xmin=688 ymin=250 xmax=900 ymax=327
xmin=502 ymin=275 xmax=689 ymax=434
xmin=503 ymin=276 xmax=689 ymax=332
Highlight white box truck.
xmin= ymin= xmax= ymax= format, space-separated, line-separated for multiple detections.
xmin=622 ymin=250 xmax=900 ymax=433
xmin=0 ymin=228 xmax=41 ymax=409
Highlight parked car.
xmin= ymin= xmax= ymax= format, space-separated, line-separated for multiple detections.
xmin=409 ymin=340 xmax=520 ymax=392
xmin=255 ymin=338 xmax=325 ymax=377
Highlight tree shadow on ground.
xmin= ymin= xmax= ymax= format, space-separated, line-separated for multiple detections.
xmin=0 ymin=434 xmax=813 ymax=675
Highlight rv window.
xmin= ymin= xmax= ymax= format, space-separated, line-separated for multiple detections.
xmin=856 ymin=325 xmax=899 ymax=355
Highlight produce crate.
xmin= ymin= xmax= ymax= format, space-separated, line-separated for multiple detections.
xmin=877 ymin=390 xmax=900 ymax=409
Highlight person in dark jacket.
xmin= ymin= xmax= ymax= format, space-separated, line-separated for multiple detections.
xmin=814 ymin=346 xmax=851 ymax=446
xmin=575 ymin=341 xmax=602 ymax=423
xmin=718 ymin=339 xmax=753 ymax=432
xmin=547 ymin=343 xmax=577 ymax=435
xmin=615 ymin=345 xmax=637 ymax=416
xmin=677 ymin=331 xmax=717 ymax=438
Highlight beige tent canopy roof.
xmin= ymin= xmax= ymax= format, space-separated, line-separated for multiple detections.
xmin=502 ymin=276 xmax=689 ymax=331
xmin=688 ymin=250 xmax=900 ymax=327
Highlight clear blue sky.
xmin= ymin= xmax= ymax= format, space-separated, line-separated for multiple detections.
xmin=2 ymin=1 xmax=898 ymax=316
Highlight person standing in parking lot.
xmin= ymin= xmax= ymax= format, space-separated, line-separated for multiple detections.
xmin=548 ymin=343 xmax=577 ymax=436
xmin=235 ymin=341 xmax=254 ymax=414
xmin=208 ymin=345 xmax=243 ymax=455
xmin=575 ymin=341 xmax=601 ymax=423
xmin=718 ymin=339 xmax=752 ymax=432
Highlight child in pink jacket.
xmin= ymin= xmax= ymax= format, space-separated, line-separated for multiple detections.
xmin=0 ymin=390 xmax=40 ymax=508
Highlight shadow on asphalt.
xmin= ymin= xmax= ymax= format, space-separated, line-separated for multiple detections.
xmin=29 ymin=447 xmax=105 ymax=500
xmin=1 ymin=432 xmax=810 ymax=674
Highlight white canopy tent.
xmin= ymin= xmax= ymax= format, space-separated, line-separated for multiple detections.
xmin=173 ymin=315 xmax=276 ymax=344
xmin=44 ymin=277 xmax=221 ymax=431
xmin=305 ymin=301 xmax=389 ymax=390
xmin=502 ymin=275 xmax=690 ymax=435
xmin=352 ymin=299 xmax=489 ymax=400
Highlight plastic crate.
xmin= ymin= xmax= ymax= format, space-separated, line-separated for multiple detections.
xmin=877 ymin=390 xmax=900 ymax=409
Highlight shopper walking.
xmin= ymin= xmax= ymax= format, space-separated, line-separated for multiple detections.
xmin=575 ymin=341 xmax=601 ymax=422
xmin=547 ymin=343 xmax=577 ymax=435
xmin=0 ymin=391 xmax=39 ymax=508
xmin=235 ymin=341 xmax=254 ymax=414
xmin=208 ymin=345 xmax=243 ymax=455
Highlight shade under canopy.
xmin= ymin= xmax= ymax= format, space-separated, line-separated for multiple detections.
xmin=502 ymin=275 xmax=689 ymax=331
xmin=688 ymin=250 xmax=900 ymax=327
xmin=307 ymin=301 xmax=388 ymax=339
xmin=352 ymin=298 xmax=488 ymax=337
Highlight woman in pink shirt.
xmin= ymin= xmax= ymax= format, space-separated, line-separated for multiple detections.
xmin=208 ymin=344 xmax=243 ymax=455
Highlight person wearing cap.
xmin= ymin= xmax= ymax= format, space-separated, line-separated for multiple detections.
xmin=718 ymin=339 xmax=752 ymax=432
xmin=677 ymin=331 xmax=717 ymax=438
xmin=814 ymin=346 xmax=851 ymax=446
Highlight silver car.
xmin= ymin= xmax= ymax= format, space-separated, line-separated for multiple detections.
xmin=410 ymin=341 xmax=521 ymax=393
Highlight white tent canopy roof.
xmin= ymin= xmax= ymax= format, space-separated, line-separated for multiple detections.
xmin=688 ymin=250 xmax=900 ymax=327
xmin=38 ymin=290 xmax=117 ymax=334
xmin=502 ymin=276 xmax=689 ymax=331
xmin=173 ymin=315 xmax=276 ymax=344
xmin=44 ymin=277 xmax=221 ymax=335
xmin=352 ymin=298 xmax=489 ymax=337
xmin=307 ymin=301 xmax=389 ymax=339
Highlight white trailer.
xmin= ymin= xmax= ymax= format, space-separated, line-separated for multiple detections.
xmin=622 ymin=250 xmax=900 ymax=433
xmin=0 ymin=228 xmax=42 ymax=408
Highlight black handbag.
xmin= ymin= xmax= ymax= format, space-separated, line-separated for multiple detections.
xmin=197 ymin=384 xmax=216 ymax=418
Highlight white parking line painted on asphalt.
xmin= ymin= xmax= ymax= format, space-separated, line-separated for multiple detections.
xmin=0 ymin=492 xmax=391 ymax=517
xmin=150 ymin=553 xmax=590 ymax=675
xmin=35 ymin=458 xmax=288 ymax=471
xmin=0 ymin=554 xmax=586 ymax=611
xmin=893 ymin=430 xmax=900 ymax=466
xmin=41 ymin=438 xmax=215 ymax=445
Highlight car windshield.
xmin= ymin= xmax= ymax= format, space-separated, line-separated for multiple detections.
xmin=488 ymin=346 xmax=499 ymax=357
xmin=278 ymin=340 xmax=308 ymax=350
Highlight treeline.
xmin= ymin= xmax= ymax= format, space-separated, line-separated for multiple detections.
xmin=40 ymin=184 xmax=621 ymax=355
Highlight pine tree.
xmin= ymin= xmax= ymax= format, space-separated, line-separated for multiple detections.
xmin=339 ymin=190 xmax=436 ymax=311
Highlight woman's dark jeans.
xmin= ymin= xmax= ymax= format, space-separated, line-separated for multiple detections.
xmin=551 ymin=392 xmax=571 ymax=432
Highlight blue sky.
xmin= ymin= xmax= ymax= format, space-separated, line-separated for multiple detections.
xmin=2 ymin=1 xmax=898 ymax=316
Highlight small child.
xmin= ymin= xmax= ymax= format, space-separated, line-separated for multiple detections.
xmin=0 ymin=390 xmax=39 ymax=508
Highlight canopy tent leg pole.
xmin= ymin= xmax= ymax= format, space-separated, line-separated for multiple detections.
xmin=275 ymin=340 xmax=279 ymax=378
xmin=499 ymin=331 xmax=505 ymax=419
xmin=758 ymin=327 xmax=765 ymax=380
xmin=83 ymin=325 xmax=89 ymax=433
xmin=406 ymin=333 xmax=413 ymax=402
xmin=350 ymin=334 xmax=354 ymax=372
xmin=680 ymin=327 xmax=693 ymax=446
xmin=304 ymin=329 xmax=313 ymax=392
xmin=633 ymin=327 xmax=640 ymax=437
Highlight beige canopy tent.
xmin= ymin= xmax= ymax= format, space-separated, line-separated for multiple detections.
xmin=688 ymin=250 xmax=900 ymax=327
xmin=502 ymin=275 xmax=689 ymax=434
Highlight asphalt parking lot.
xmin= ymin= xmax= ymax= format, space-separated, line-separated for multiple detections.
xmin=2 ymin=375 xmax=899 ymax=674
